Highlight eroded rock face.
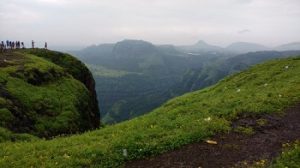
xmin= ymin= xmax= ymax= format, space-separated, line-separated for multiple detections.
xmin=81 ymin=69 xmax=100 ymax=128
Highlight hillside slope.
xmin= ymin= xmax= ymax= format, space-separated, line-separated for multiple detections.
xmin=175 ymin=50 xmax=300 ymax=94
xmin=0 ymin=49 xmax=100 ymax=139
xmin=0 ymin=56 xmax=299 ymax=167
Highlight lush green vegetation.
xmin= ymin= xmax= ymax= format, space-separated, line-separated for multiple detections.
xmin=0 ymin=56 xmax=299 ymax=167
xmin=0 ymin=127 xmax=39 ymax=143
xmin=175 ymin=50 xmax=300 ymax=94
xmin=270 ymin=141 xmax=300 ymax=168
xmin=0 ymin=50 xmax=99 ymax=138
xmin=95 ymin=73 xmax=177 ymax=124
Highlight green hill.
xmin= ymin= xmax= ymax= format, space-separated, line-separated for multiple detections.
xmin=0 ymin=49 xmax=100 ymax=140
xmin=0 ymin=56 xmax=300 ymax=167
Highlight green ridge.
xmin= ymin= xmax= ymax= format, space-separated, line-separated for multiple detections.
xmin=0 ymin=56 xmax=300 ymax=167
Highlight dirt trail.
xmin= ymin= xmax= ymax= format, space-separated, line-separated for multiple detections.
xmin=125 ymin=104 xmax=300 ymax=168
xmin=0 ymin=51 xmax=25 ymax=68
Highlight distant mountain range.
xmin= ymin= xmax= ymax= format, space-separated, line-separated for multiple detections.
xmin=73 ymin=40 xmax=300 ymax=57
xmin=176 ymin=40 xmax=300 ymax=54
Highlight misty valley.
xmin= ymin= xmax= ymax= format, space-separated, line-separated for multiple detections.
xmin=71 ymin=40 xmax=300 ymax=124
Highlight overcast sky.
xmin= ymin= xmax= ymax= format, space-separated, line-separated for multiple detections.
xmin=0 ymin=0 xmax=300 ymax=48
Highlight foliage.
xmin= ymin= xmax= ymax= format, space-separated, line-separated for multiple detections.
xmin=0 ymin=127 xmax=39 ymax=143
xmin=234 ymin=126 xmax=255 ymax=135
xmin=0 ymin=50 xmax=99 ymax=138
xmin=0 ymin=56 xmax=299 ymax=167
xmin=24 ymin=49 xmax=92 ymax=85
xmin=270 ymin=141 xmax=300 ymax=168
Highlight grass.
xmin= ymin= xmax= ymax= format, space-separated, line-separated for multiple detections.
xmin=0 ymin=56 xmax=300 ymax=167
xmin=0 ymin=127 xmax=39 ymax=143
xmin=0 ymin=51 xmax=97 ymax=137
xmin=23 ymin=49 xmax=96 ymax=86
xmin=270 ymin=141 xmax=300 ymax=168
xmin=234 ymin=126 xmax=255 ymax=135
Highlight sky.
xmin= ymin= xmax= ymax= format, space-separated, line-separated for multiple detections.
xmin=0 ymin=0 xmax=300 ymax=49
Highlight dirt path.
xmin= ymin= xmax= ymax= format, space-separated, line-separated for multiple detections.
xmin=125 ymin=104 xmax=300 ymax=168
xmin=0 ymin=51 xmax=24 ymax=67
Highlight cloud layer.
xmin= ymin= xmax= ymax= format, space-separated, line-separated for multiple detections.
xmin=0 ymin=0 xmax=299 ymax=47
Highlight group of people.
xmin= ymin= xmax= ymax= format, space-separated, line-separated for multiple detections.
xmin=1 ymin=40 xmax=24 ymax=52
xmin=0 ymin=40 xmax=48 ymax=52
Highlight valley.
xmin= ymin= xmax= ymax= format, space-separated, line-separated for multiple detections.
xmin=71 ymin=40 xmax=300 ymax=124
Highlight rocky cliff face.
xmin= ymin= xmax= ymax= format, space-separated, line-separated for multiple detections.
xmin=0 ymin=49 xmax=100 ymax=139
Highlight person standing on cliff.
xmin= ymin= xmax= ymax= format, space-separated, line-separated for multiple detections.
xmin=45 ymin=42 xmax=47 ymax=50
xmin=0 ymin=41 xmax=3 ymax=52
xmin=31 ymin=40 xmax=34 ymax=49
xmin=21 ymin=42 xmax=25 ymax=49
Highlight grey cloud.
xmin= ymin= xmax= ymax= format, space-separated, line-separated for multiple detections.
xmin=238 ymin=29 xmax=251 ymax=34
xmin=0 ymin=0 xmax=299 ymax=47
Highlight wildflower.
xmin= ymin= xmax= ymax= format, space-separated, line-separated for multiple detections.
xmin=204 ymin=117 xmax=211 ymax=121
xmin=123 ymin=149 xmax=128 ymax=157
xmin=264 ymin=83 xmax=268 ymax=87
xmin=285 ymin=65 xmax=289 ymax=69
xmin=236 ymin=89 xmax=241 ymax=92
xmin=63 ymin=153 xmax=70 ymax=159
xmin=279 ymin=94 xmax=282 ymax=97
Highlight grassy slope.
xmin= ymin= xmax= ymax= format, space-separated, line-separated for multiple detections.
xmin=270 ymin=141 xmax=300 ymax=168
xmin=0 ymin=51 xmax=93 ymax=138
xmin=0 ymin=56 xmax=300 ymax=167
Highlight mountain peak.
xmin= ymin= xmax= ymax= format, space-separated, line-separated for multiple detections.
xmin=195 ymin=40 xmax=208 ymax=45
xmin=117 ymin=39 xmax=154 ymax=46
xmin=275 ymin=42 xmax=300 ymax=51
xmin=226 ymin=42 xmax=269 ymax=53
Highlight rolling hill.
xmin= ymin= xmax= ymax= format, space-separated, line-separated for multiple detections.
xmin=226 ymin=42 xmax=270 ymax=53
xmin=174 ymin=50 xmax=300 ymax=94
xmin=0 ymin=55 xmax=299 ymax=167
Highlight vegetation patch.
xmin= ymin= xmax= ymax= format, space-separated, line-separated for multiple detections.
xmin=0 ymin=56 xmax=299 ymax=167
xmin=234 ymin=126 xmax=254 ymax=135
xmin=270 ymin=141 xmax=300 ymax=168
xmin=0 ymin=50 xmax=99 ymax=138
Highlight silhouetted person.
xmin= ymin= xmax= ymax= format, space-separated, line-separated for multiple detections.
xmin=21 ymin=42 xmax=25 ymax=49
xmin=0 ymin=41 xmax=3 ymax=52
xmin=44 ymin=42 xmax=47 ymax=50
xmin=32 ymin=40 xmax=35 ymax=49
xmin=16 ymin=41 xmax=20 ymax=49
